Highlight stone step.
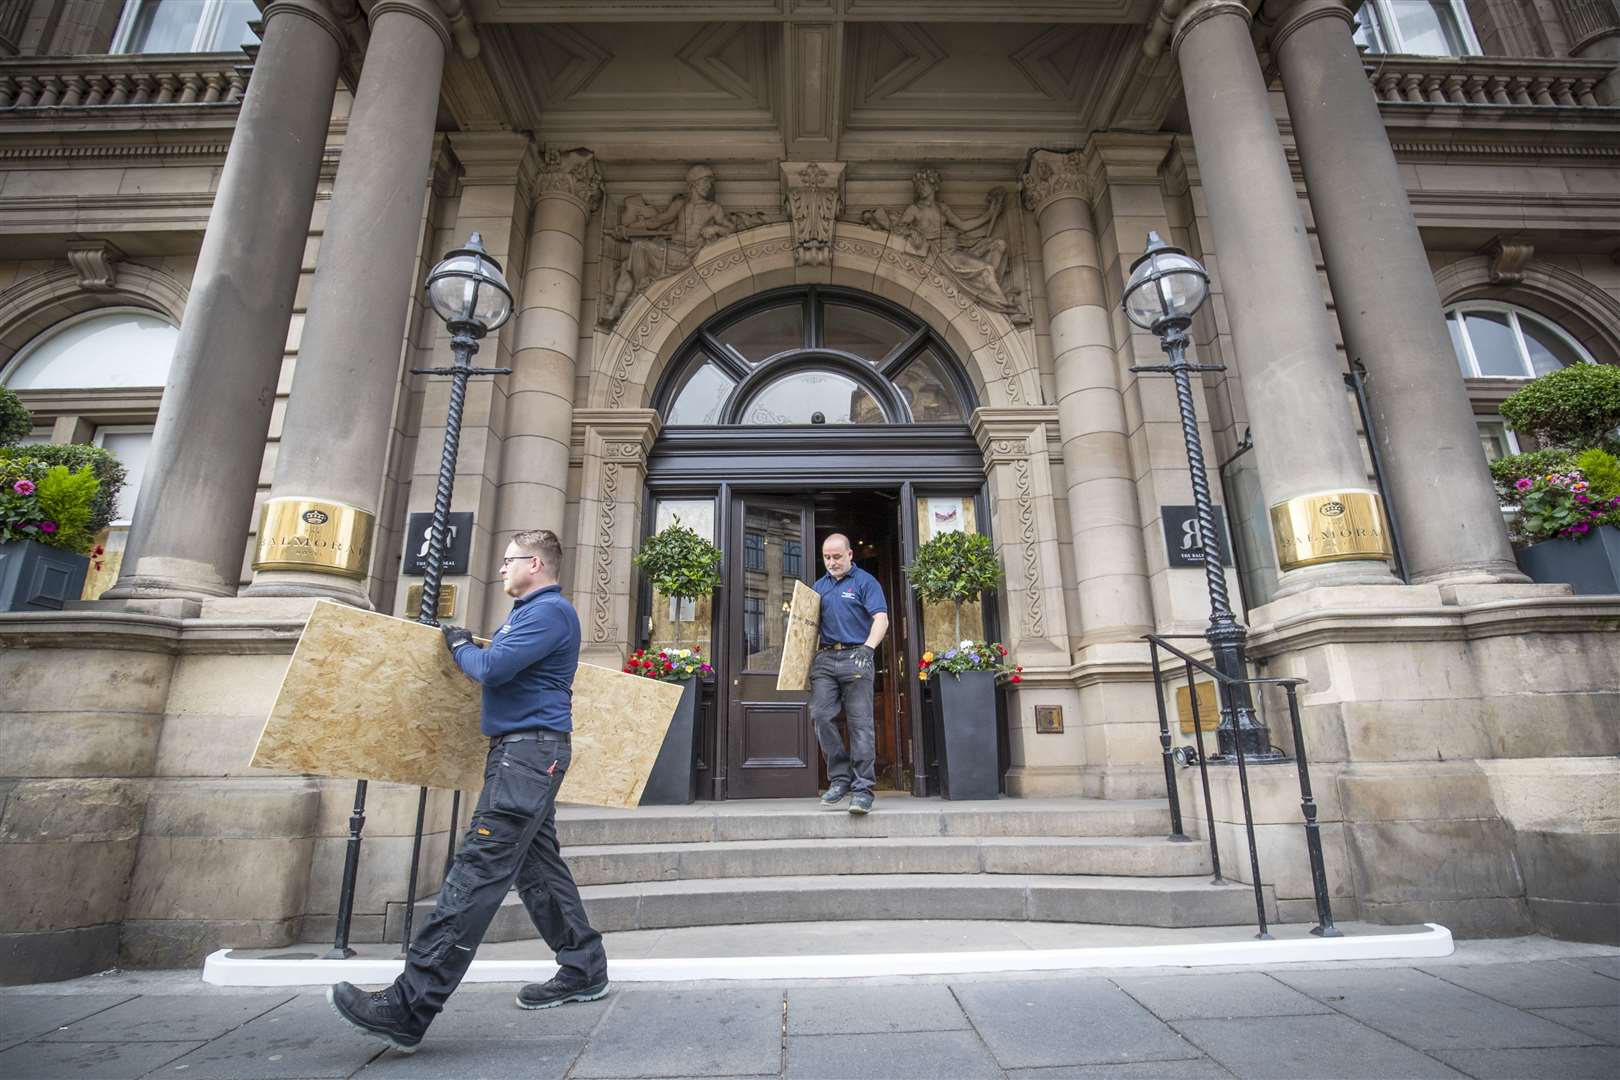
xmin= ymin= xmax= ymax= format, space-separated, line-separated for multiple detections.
xmin=391 ymin=873 xmax=1275 ymax=942
xmin=555 ymin=798 xmax=1176 ymax=847
xmin=565 ymin=835 xmax=1212 ymax=886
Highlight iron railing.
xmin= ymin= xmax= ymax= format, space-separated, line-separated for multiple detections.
xmin=1145 ymin=633 xmax=1339 ymax=940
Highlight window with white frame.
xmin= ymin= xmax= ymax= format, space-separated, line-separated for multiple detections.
xmin=111 ymin=0 xmax=258 ymax=54
xmin=1353 ymin=0 xmax=1481 ymax=56
xmin=92 ymin=426 xmax=156 ymax=526
xmin=1476 ymin=418 xmax=1521 ymax=463
xmin=1446 ymin=303 xmax=1595 ymax=379
xmin=3 ymin=309 xmax=177 ymax=389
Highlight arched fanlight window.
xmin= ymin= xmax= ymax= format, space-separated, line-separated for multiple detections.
xmin=2 ymin=308 xmax=178 ymax=390
xmin=1446 ymin=303 xmax=1595 ymax=379
xmin=656 ymin=287 xmax=975 ymax=427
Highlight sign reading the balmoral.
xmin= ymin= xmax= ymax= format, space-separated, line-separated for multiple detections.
xmin=1269 ymin=489 xmax=1393 ymax=571
xmin=252 ymin=497 xmax=375 ymax=579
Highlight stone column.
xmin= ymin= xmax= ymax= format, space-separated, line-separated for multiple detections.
xmin=1021 ymin=150 xmax=1155 ymax=646
xmin=246 ymin=0 xmax=451 ymax=604
xmin=1271 ymin=0 xmax=1525 ymax=585
xmin=108 ymin=0 xmax=345 ymax=601
xmin=570 ymin=409 xmax=660 ymax=669
xmin=1172 ymin=0 xmax=1398 ymax=594
xmin=1557 ymin=0 xmax=1620 ymax=104
xmin=495 ymin=148 xmax=604 ymax=589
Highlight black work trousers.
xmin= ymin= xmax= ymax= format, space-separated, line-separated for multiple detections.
xmin=392 ymin=731 xmax=606 ymax=1031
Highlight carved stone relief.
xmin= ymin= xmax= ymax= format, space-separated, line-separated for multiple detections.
xmin=862 ymin=167 xmax=1030 ymax=325
xmin=597 ymin=162 xmax=773 ymax=327
xmin=781 ymin=160 xmax=845 ymax=267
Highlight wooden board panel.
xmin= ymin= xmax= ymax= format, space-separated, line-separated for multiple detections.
xmin=250 ymin=600 xmax=682 ymax=807
xmin=775 ymin=579 xmax=821 ymax=692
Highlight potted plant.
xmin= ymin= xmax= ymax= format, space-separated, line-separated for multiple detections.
xmin=1493 ymin=364 xmax=1620 ymax=594
xmin=0 ymin=388 xmax=123 ymax=611
xmin=903 ymin=530 xmax=1013 ymax=800
xmin=630 ymin=519 xmax=723 ymax=804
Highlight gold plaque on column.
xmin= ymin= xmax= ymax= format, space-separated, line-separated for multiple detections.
xmin=1269 ymin=490 xmax=1393 ymax=571
xmin=253 ymin=498 xmax=375 ymax=578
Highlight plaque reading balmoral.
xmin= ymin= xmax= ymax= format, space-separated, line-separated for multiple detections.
xmin=252 ymin=497 xmax=375 ymax=578
xmin=1269 ymin=489 xmax=1393 ymax=571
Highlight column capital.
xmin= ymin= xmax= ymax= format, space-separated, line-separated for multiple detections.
xmin=367 ymin=0 xmax=453 ymax=54
xmin=970 ymin=405 xmax=1059 ymax=459
xmin=1172 ymin=0 xmax=1254 ymax=58
xmin=1267 ymin=0 xmax=1356 ymax=56
xmin=262 ymin=0 xmax=351 ymax=52
xmin=1019 ymin=150 xmax=1092 ymax=215
xmin=535 ymin=146 xmax=604 ymax=213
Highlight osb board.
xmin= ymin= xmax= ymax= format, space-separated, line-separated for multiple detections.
xmin=251 ymin=600 xmax=682 ymax=807
xmin=776 ymin=580 xmax=821 ymax=692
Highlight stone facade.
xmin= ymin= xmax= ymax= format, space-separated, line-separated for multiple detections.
xmin=1 ymin=0 xmax=1617 ymax=980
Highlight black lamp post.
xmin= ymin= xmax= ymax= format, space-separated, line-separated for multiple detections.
xmin=325 ymin=233 xmax=513 ymax=960
xmin=1123 ymin=233 xmax=1276 ymax=761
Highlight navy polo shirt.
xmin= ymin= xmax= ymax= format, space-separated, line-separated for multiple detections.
xmin=450 ymin=583 xmax=580 ymax=736
xmin=813 ymin=564 xmax=888 ymax=647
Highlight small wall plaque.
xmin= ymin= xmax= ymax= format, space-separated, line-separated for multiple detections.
xmin=1175 ymin=680 xmax=1220 ymax=734
xmin=1034 ymin=704 xmax=1063 ymax=734
xmin=402 ymin=511 xmax=474 ymax=576
xmin=405 ymin=582 xmax=458 ymax=621
xmin=1160 ymin=505 xmax=1232 ymax=568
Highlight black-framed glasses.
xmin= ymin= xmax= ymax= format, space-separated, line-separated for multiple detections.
xmin=500 ymin=554 xmax=537 ymax=566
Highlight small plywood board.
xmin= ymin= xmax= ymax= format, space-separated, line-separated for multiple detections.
xmin=775 ymin=580 xmax=821 ymax=692
xmin=251 ymin=600 xmax=683 ymax=807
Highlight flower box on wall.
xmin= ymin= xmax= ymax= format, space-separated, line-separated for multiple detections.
xmin=0 ymin=539 xmax=89 ymax=612
xmin=1515 ymin=524 xmax=1620 ymax=595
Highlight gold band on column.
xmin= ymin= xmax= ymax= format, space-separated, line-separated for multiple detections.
xmin=253 ymin=497 xmax=376 ymax=578
xmin=1269 ymin=490 xmax=1393 ymax=570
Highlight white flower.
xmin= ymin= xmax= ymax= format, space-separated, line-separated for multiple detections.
xmin=959 ymin=639 xmax=974 ymax=650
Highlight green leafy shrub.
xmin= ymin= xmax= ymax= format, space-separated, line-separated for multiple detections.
xmin=632 ymin=519 xmax=722 ymax=646
xmin=1499 ymin=364 xmax=1620 ymax=451
xmin=903 ymin=530 xmax=1004 ymax=642
xmin=1573 ymin=448 xmax=1620 ymax=506
xmin=0 ymin=458 xmax=102 ymax=554
xmin=0 ymin=443 xmax=126 ymax=534
xmin=0 ymin=386 xmax=31 ymax=447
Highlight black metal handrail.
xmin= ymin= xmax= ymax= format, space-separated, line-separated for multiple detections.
xmin=1144 ymin=633 xmax=1339 ymax=940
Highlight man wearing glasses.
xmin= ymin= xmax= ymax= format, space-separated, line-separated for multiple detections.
xmin=328 ymin=529 xmax=608 ymax=1054
xmin=810 ymin=532 xmax=890 ymax=814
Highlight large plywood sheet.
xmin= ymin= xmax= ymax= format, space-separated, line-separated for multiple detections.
xmin=251 ymin=600 xmax=682 ymax=807
xmin=776 ymin=580 xmax=821 ymax=691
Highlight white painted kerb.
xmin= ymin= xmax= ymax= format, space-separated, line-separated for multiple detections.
xmin=203 ymin=924 xmax=1454 ymax=986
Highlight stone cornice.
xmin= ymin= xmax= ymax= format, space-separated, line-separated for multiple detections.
xmin=1246 ymin=595 xmax=1620 ymax=654
xmin=0 ymin=611 xmax=306 ymax=655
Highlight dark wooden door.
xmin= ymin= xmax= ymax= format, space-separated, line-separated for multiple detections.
xmin=725 ymin=496 xmax=818 ymax=799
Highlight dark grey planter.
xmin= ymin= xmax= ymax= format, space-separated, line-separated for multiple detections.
xmin=640 ymin=677 xmax=699 ymax=805
xmin=0 ymin=539 xmax=89 ymax=612
xmin=935 ymin=669 xmax=1000 ymax=801
xmin=1515 ymin=524 xmax=1620 ymax=596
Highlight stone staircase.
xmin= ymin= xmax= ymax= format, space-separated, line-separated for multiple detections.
xmin=388 ymin=797 xmax=1277 ymax=943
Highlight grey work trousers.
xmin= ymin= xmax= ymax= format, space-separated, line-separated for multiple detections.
xmin=809 ymin=646 xmax=877 ymax=794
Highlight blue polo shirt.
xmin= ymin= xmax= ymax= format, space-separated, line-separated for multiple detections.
xmin=450 ymin=583 xmax=580 ymax=736
xmin=813 ymin=564 xmax=887 ymax=647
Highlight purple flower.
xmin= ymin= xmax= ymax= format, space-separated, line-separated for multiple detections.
xmin=1576 ymin=522 xmax=1591 ymax=534
xmin=12 ymin=479 xmax=34 ymax=495
xmin=39 ymin=520 xmax=57 ymax=534
xmin=1576 ymin=494 xmax=1591 ymax=504
xmin=1514 ymin=478 xmax=1533 ymax=492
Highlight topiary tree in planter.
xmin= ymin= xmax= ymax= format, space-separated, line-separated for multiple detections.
xmin=1499 ymin=363 xmax=1620 ymax=452
xmin=0 ymin=386 xmax=32 ymax=447
xmin=632 ymin=518 xmax=722 ymax=648
xmin=903 ymin=529 xmax=1005 ymax=643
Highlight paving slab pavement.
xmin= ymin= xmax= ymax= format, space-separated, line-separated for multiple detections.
xmin=1 ymin=937 xmax=1617 ymax=1079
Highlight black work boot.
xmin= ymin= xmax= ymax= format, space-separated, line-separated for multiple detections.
xmin=820 ymin=780 xmax=851 ymax=807
xmin=326 ymin=982 xmax=423 ymax=1053
xmin=516 ymin=972 xmax=611 ymax=1010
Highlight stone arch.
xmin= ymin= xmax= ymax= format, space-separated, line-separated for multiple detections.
xmin=0 ymin=262 xmax=190 ymax=374
xmin=587 ymin=221 xmax=1042 ymax=411
xmin=1434 ymin=256 xmax=1620 ymax=362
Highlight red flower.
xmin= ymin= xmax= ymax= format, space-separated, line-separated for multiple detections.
xmin=1010 ymin=675 xmax=1022 ymax=683
xmin=997 ymin=644 xmax=1007 ymax=656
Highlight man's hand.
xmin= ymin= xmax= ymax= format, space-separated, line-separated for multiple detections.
xmin=442 ymin=625 xmax=474 ymax=651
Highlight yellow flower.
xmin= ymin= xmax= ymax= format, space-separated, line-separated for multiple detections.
xmin=922 ymin=651 xmax=934 ymax=662
xmin=918 ymin=672 xmax=929 ymax=682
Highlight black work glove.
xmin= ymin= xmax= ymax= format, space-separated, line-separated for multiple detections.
xmin=442 ymin=625 xmax=474 ymax=651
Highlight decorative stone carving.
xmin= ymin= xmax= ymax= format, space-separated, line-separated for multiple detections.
xmin=781 ymin=160 xmax=844 ymax=267
xmin=535 ymin=145 xmax=604 ymax=210
xmin=65 ymin=240 xmax=121 ymax=292
xmin=598 ymin=163 xmax=769 ymax=326
xmin=862 ymin=167 xmax=1029 ymax=325
xmin=1487 ymin=237 xmax=1534 ymax=284
xmin=1019 ymin=149 xmax=1092 ymax=214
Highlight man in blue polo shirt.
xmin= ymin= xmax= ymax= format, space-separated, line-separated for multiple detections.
xmin=810 ymin=532 xmax=889 ymax=814
xmin=327 ymin=529 xmax=608 ymax=1054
